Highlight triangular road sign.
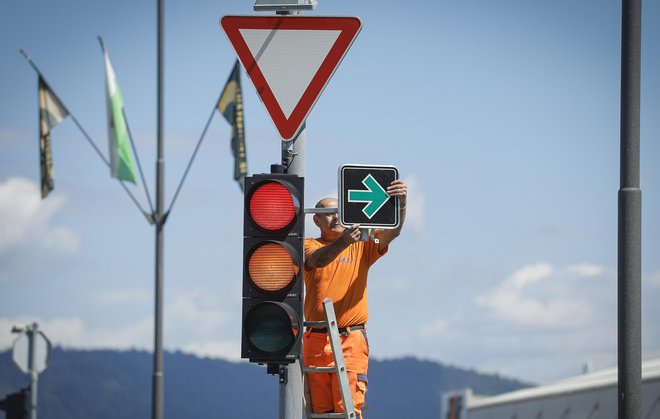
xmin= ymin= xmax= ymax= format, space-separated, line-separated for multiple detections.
xmin=221 ymin=16 xmax=361 ymax=141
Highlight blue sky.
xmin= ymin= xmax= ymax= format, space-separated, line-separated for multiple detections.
xmin=1 ymin=0 xmax=659 ymax=385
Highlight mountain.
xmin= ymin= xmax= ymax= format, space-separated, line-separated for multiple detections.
xmin=0 ymin=348 xmax=529 ymax=418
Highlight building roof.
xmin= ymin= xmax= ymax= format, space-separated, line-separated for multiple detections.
xmin=469 ymin=358 xmax=660 ymax=409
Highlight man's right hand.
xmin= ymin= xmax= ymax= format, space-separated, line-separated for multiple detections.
xmin=338 ymin=224 xmax=361 ymax=246
xmin=306 ymin=224 xmax=361 ymax=269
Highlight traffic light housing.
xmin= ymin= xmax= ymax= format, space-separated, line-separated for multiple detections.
xmin=0 ymin=388 xmax=28 ymax=419
xmin=242 ymin=172 xmax=304 ymax=363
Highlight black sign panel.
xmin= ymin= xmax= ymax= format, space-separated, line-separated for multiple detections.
xmin=338 ymin=164 xmax=399 ymax=228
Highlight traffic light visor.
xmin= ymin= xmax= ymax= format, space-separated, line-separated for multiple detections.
xmin=244 ymin=302 xmax=300 ymax=355
xmin=247 ymin=181 xmax=300 ymax=233
xmin=247 ymin=241 xmax=300 ymax=293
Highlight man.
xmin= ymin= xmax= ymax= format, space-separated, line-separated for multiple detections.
xmin=303 ymin=178 xmax=408 ymax=417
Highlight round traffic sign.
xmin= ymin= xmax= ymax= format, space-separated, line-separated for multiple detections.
xmin=12 ymin=330 xmax=51 ymax=374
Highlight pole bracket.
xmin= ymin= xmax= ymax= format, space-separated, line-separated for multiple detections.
xmin=254 ymin=0 xmax=317 ymax=12
xmin=267 ymin=363 xmax=288 ymax=384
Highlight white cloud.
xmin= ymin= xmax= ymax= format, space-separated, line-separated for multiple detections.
xmin=419 ymin=318 xmax=449 ymax=339
xmin=647 ymin=271 xmax=660 ymax=288
xmin=0 ymin=177 xmax=80 ymax=282
xmin=165 ymin=290 xmax=234 ymax=336
xmin=401 ymin=175 xmax=425 ymax=233
xmin=0 ymin=289 xmax=242 ymax=361
xmin=415 ymin=261 xmax=629 ymax=383
xmin=507 ymin=262 xmax=554 ymax=288
xmin=475 ymin=262 xmax=593 ymax=327
xmin=0 ymin=316 xmax=155 ymax=352
xmin=93 ymin=288 xmax=151 ymax=304
xmin=179 ymin=341 xmax=242 ymax=361
xmin=0 ymin=317 xmax=86 ymax=350
xmin=566 ymin=262 xmax=604 ymax=277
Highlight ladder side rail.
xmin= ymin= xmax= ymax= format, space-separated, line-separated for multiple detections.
xmin=321 ymin=298 xmax=356 ymax=419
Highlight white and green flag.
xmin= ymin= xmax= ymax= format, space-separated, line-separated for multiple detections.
xmin=101 ymin=42 xmax=136 ymax=183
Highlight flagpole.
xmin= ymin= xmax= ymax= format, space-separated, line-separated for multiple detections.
xmin=152 ymin=0 xmax=166 ymax=419
xmin=19 ymin=49 xmax=151 ymax=219
xmin=166 ymin=100 xmax=218 ymax=216
xmin=122 ymin=108 xmax=156 ymax=217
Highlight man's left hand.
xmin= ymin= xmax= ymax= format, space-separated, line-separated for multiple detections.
xmin=387 ymin=179 xmax=407 ymax=208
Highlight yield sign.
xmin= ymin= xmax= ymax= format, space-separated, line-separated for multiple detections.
xmin=221 ymin=16 xmax=362 ymax=141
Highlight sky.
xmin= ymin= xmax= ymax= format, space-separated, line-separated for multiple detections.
xmin=1 ymin=0 xmax=659 ymax=386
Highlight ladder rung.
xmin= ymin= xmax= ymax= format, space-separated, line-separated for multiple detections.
xmin=309 ymin=413 xmax=356 ymax=418
xmin=304 ymin=320 xmax=328 ymax=328
xmin=304 ymin=366 xmax=336 ymax=373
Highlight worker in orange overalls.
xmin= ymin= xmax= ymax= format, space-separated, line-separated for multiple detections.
xmin=303 ymin=179 xmax=408 ymax=418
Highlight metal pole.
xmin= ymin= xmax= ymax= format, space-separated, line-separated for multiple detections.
xmin=618 ymin=0 xmax=642 ymax=418
xmin=152 ymin=0 xmax=165 ymax=417
xmin=27 ymin=323 xmax=38 ymax=419
xmin=276 ymin=2 xmax=307 ymax=416
xmin=280 ymin=124 xmax=305 ymax=419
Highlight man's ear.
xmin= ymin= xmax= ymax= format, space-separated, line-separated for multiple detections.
xmin=312 ymin=214 xmax=321 ymax=227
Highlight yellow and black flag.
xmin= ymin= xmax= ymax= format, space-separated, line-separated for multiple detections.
xmin=38 ymin=76 xmax=69 ymax=198
xmin=217 ymin=60 xmax=247 ymax=191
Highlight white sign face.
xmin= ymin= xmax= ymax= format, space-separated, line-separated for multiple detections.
xmin=221 ymin=16 xmax=362 ymax=141
xmin=239 ymin=28 xmax=341 ymax=119
xmin=12 ymin=331 xmax=51 ymax=374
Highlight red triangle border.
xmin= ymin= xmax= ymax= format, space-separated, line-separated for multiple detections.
xmin=221 ymin=16 xmax=362 ymax=140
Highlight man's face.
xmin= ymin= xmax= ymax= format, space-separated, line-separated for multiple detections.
xmin=313 ymin=198 xmax=344 ymax=239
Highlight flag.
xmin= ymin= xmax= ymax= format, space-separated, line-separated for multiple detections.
xmin=38 ymin=76 xmax=69 ymax=198
xmin=101 ymin=44 xmax=136 ymax=183
xmin=217 ymin=60 xmax=247 ymax=191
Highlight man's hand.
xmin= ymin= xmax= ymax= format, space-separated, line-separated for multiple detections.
xmin=386 ymin=179 xmax=408 ymax=208
xmin=338 ymin=224 xmax=361 ymax=246
xmin=306 ymin=224 xmax=362 ymax=269
xmin=377 ymin=179 xmax=408 ymax=253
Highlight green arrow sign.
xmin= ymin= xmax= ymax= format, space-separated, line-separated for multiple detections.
xmin=347 ymin=174 xmax=390 ymax=219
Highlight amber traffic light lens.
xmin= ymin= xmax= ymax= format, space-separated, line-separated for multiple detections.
xmin=247 ymin=242 xmax=299 ymax=292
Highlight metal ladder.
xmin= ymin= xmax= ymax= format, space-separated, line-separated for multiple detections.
xmin=303 ymin=298 xmax=357 ymax=419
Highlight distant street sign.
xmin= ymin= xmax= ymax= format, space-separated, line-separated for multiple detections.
xmin=339 ymin=164 xmax=399 ymax=229
xmin=12 ymin=330 xmax=51 ymax=374
xmin=220 ymin=16 xmax=361 ymax=141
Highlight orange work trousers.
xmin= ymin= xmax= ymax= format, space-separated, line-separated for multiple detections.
xmin=303 ymin=326 xmax=369 ymax=418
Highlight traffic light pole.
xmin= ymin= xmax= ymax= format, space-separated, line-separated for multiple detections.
xmin=279 ymin=124 xmax=305 ymax=419
xmin=251 ymin=2 xmax=317 ymax=417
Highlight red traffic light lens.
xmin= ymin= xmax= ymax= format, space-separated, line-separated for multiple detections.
xmin=248 ymin=181 xmax=300 ymax=233
xmin=247 ymin=241 xmax=300 ymax=293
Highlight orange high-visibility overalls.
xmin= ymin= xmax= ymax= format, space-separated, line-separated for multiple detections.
xmin=303 ymin=236 xmax=386 ymax=417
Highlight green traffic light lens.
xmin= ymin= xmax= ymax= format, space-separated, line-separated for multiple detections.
xmin=244 ymin=302 xmax=300 ymax=354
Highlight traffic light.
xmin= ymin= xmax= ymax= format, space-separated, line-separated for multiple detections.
xmin=242 ymin=170 xmax=304 ymax=363
xmin=0 ymin=388 xmax=28 ymax=419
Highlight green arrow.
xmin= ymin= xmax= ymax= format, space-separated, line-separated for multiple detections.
xmin=347 ymin=174 xmax=390 ymax=219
